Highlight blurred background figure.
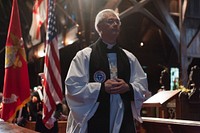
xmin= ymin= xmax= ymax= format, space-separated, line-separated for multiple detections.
xmin=28 ymin=87 xmax=43 ymax=122
xmin=158 ymin=68 xmax=170 ymax=92
xmin=28 ymin=73 xmax=66 ymax=133
xmin=187 ymin=65 xmax=200 ymax=103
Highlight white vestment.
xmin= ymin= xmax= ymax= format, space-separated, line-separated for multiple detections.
xmin=65 ymin=47 xmax=150 ymax=133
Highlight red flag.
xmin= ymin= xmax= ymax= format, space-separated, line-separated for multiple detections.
xmin=42 ymin=0 xmax=63 ymax=127
xmin=1 ymin=0 xmax=30 ymax=122
xmin=29 ymin=0 xmax=47 ymax=45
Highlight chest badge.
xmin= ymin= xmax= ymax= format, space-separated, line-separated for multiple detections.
xmin=93 ymin=71 xmax=106 ymax=83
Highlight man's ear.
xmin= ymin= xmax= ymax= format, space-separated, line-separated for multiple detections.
xmin=97 ymin=23 xmax=103 ymax=31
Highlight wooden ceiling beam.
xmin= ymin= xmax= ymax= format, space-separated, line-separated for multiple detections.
xmin=119 ymin=0 xmax=152 ymax=19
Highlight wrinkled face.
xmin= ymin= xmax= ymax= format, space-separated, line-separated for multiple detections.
xmin=98 ymin=12 xmax=121 ymax=43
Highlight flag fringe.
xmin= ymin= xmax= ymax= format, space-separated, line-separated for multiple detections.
xmin=7 ymin=96 xmax=31 ymax=123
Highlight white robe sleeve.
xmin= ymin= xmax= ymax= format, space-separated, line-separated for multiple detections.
xmin=65 ymin=47 xmax=101 ymax=132
xmin=123 ymin=49 xmax=150 ymax=123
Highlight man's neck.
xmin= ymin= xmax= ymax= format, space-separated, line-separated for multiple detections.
xmin=102 ymin=40 xmax=116 ymax=49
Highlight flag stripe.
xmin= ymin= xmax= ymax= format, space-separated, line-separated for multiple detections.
xmin=44 ymin=40 xmax=62 ymax=100
xmin=44 ymin=53 xmax=62 ymax=102
xmin=49 ymin=39 xmax=61 ymax=74
xmin=43 ymin=72 xmax=56 ymax=109
xmin=33 ymin=0 xmax=43 ymax=10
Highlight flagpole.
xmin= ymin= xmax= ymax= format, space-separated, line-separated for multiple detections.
xmin=0 ymin=47 xmax=5 ymax=55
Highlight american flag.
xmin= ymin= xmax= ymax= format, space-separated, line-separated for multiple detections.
xmin=42 ymin=0 xmax=63 ymax=126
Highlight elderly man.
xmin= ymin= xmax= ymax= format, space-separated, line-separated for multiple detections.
xmin=65 ymin=9 xmax=150 ymax=133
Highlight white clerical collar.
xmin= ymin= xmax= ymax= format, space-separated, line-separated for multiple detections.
xmin=102 ymin=40 xmax=116 ymax=49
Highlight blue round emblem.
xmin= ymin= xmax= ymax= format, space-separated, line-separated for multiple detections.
xmin=93 ymin=71 xmax=106 ymax=83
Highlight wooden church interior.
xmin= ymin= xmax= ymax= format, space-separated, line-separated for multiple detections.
xmin=0 ymin=0 xmax=200 ymax=132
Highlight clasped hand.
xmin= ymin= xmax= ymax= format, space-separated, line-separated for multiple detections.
xmin=104 ymin=78 xmax=130 ymax=94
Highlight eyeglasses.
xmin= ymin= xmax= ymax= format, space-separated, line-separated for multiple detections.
xmin=104 ymin=19 xmax=121 ymax=25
